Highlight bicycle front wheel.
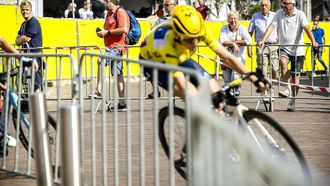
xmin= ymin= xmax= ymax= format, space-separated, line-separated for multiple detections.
xmin=12 ymin=110 xmax=57 ymax=162
xmin=242 ymin=110 xmax=312 ymax=185
xmin=158 ymin=106 xmax=187 ymax=179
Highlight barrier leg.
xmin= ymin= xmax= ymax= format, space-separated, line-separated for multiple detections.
xmin=60 ymin=104 xmax=82 ymax=186
xmin=30 ymin=93 xmax=54 ymax=186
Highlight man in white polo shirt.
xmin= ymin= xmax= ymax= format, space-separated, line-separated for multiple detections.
xmin=258 ymin=0 xmax=318 ymax=111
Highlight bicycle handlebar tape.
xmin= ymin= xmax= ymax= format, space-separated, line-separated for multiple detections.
xmin=211 ymin=90 xmax=224 ymax=109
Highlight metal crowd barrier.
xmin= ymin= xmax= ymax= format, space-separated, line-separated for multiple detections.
xmin=0 ymin=53 xmax=76 ymax=184
xmin=59 ymin=52 xmax=305 ymax=185
xmin=213 ymin=43 xmax=330 ymax=112
xmin=189 ymin=80 xmax=303 ymax=186
xmin=1 ymin=48 xmax=324 ymax=185
xmin=75 ymin=52 xmax=201 ymax=185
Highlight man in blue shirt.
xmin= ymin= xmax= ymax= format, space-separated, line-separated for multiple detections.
xmin=311 ymin=20 xmax=327 ymax=77
xmin=248 ymin=0 xmax=278 ymax=100
xmin=15 ymin=0 xmax=43 ymax=92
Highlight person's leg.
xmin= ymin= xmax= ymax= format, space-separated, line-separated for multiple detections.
xmin=222 ymin=69 xmax=232 ymax=85
xmin=317 ymin=48 xmax=328 ymax=71
xmin=147 ymin=79 xmax=160 ymax=99
xmin=312 ymin=48 xmax=317 ymax=72
xmin=257 ymin=46 xmax=269 ymax=95
xmin=279 ymin=50 xmax=291 ymax=98
xmin=270 ymin=46 xmax=279 ymax=80
xmin=89 ymin=57 xmax=105 ymax=98
xmin=279 ymin=56 xmax=290 ymax=83
xmin=110 ymin=48 xmax=126 ymax=107
xmin=290 ymin=56 xmax=304 ymax=97
xmin=96 ymin=58 xmax=102 ymax=94
xmin=287 ymin=56 xmax=304 ymax=112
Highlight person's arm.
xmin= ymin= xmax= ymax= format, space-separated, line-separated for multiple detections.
xmin=322 ymin=29 xmax=326 ymax=51
xmin=257 ymin=23 xmax=276 ymax=47
xmin=173 ymin=73 xmax=198 ymax=99
xmin=215 ymin=44 xmax=267 ymax=91
xmin=15 ymin=35 xmax=31 ymax=46
xmin=97 ymin=9 xmax=129 ymax=38
xmin=304 ymin=25 xmax=318 ymax=48
xmin=205 ymin=9 xmax=211 ymax=20
xmin=0 ymin=37 xmax=19 ymax=53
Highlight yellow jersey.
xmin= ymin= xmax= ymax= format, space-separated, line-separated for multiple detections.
xmin=140 ymin=24 xmax=220 ymax=67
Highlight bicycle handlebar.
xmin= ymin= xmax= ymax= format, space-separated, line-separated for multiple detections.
xmin=226 ymin=67 xmax=271 ymax=93
xmin=212 ymin=67 xmax=271 ymax=108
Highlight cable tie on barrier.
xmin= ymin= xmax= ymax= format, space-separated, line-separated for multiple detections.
xmin=271 ymin=79 xmax=330 ymax=93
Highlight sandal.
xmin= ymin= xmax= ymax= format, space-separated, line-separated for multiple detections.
xmin=88 ymin=90 xmax=102 ymax=99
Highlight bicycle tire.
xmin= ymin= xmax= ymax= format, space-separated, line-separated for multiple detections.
xmin=158 ymin=106 xmax=187 ymax=179
xmin=242 ymin=109 xmax=312 ymax=185
xmin=12 ymin=109 xmax=57 ymax=162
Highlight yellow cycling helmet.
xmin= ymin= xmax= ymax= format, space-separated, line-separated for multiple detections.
xmin=171 ymin=5 xmax=205 ymax=38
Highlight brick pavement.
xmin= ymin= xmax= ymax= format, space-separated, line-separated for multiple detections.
xmin=0 ymin=75 xmax=329 ymax=185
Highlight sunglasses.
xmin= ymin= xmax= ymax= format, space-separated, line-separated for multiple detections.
xmin=164 ymin=3 xmax=174 ymax=7
xmin=282 ymin=2 xmax=294 ymax=6
xmin=181 ymin=37 xmax=200 ymax=43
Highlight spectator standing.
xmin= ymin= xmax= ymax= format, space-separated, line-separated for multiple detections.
xmin=147 ymin=0 xmax=177 ymax=99
xmin=196 ymin=0 xmax=210 ymax=20
xmin=79 ymin=1 xmax=94 ymax=19
xmin=248 ymin=0 xmax=279 ymax=99
xmin=64 ymin=3 xmax=79 ymax=18
xmin=92 ymin=0 xmax=106 ymax=19
xmin=90 ymin=0 xmax=129 ymax=111
xmin=311 ymin=20 xmax=327 ymax=77
xmin=15 ymin=0 xmax=43 ymax=92
xmin=153 ymin=0 xmax=176 ymax=28
xmin=258 ymin=0 xmax=318 ymax=111
xmin=220 ymin=10 xmax=252 ymax=96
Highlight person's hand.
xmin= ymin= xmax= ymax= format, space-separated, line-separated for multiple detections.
xmin=251 ymin=67 xmax=270 ymax=93
xmin=312 ymin=41 xmax=318 ymax=48
xmin=253 ymin=78 xmax=269 ymax=93
xmin=247 ymin=46 xmax=252 ymax=58
xmin=232 ymin=42 xmax=240 ymax=54
xmin=257 ymin=40 xmax=265 ymax=48
xmin=96 ymin=29 xmax=105 ymax=38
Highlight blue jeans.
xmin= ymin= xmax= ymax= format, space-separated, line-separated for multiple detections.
xmin=223 ymin=69 xmax=241 ymax=95
xmin=104 ymin=48 xmax=123 ymax=76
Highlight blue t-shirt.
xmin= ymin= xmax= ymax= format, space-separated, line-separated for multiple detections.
xmin=18 ymin=16 xmax=43 ymax=53
xmin=312 ymin=27 xmax=325 ymax=45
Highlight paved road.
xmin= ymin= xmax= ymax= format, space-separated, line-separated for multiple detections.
xmin=0 ymin=76 xmax=329 ymax=185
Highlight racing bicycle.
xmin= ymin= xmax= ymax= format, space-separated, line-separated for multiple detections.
xmin=158 ymin=70 xmax=312 ymax=185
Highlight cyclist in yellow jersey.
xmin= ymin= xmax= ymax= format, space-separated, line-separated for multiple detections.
xmin=140 ymin=5 xmax=268 ymax=106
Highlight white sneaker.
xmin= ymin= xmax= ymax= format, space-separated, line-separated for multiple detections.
xmin=6 ymin=135 xmax=17 ymax=147
xmin=287 ymin=99 xmax=295 ymax=112
xmin=279 ymin=86 xmax=291 ymax=98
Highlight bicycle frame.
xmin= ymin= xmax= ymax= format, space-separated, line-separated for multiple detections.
xmin=230 ymin=103 xmax=278 ymax=154
xmin=1 ymin=85 xmax=30 ymax=133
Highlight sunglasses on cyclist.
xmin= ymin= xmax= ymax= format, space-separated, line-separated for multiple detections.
xmin=181 ymin=37 xmax=200 ymax=43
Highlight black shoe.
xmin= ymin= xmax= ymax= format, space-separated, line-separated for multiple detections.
xmin=0 ymin=136 xmax=8 ymax=158
xmin=109 ymin=103 xmax=127 ymax=112
xmin=148 ymin=91 xmax=161 ymax=99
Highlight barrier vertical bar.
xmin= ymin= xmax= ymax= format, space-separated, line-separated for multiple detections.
xmin=30 ymin=93 xmax=53 ymax=186
xmin=60 ymin=104 xmax=82 ymax=186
